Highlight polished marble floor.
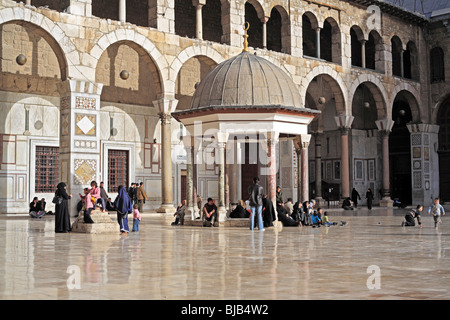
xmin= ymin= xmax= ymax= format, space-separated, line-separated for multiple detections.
xmin=0 ymin=208 xmax=449 ymax=300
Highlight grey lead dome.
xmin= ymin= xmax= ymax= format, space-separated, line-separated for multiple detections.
xmin=191 ymin=51 xmax=303 ymax=109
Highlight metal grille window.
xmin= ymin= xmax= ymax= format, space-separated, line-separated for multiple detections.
xmin=108 ymin=149 xmax=129 ymax=193
xmin=35 ymin=146 xmax=59 ymax=193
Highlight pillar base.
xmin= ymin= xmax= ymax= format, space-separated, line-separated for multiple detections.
xmin=217 ymin=206 xmax=228 ymax=222
xmin=314 ymin=197 xmax=326 ymax=207
xmin=156 ymin=204 xmax=176 ymax=214
xmin=379 ymin=197 xmax=393 ymax=207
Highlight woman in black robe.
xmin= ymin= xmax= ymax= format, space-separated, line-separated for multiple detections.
xmin=262 ymin=196 xmax=275 ymax=227
xmin=54 ymin=182 xmax=72 ymax=233
xmin=229 ymin=200 xmax=249 ymax=218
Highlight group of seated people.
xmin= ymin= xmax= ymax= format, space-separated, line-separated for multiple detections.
xmin=29 ymin=197 xmax=51 ymax=218
xmin=170 ymin=194 xmax=342 ymax=228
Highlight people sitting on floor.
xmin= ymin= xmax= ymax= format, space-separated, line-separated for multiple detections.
xmin=342 ymin=197 xmax=354 ymax=210
xmin=172 ymin=200 xmax=186 ymax=225
xmin=322 ymin=212 xmax=338 ymax=226
xmin=106 ymin=197 xmax=116 ymax=212
xmin=311 ymin=209 xmax=322 ymax=227
xmin=229 ymin=200 xmax=249 ymax=218
xmin=29 ymin=197 xmax=46 ymax=218
xmin=302 ymin=201 xmax=313 ymax=226
xmin=276 ymin=201 xmax=301 ymax=227
xmin=291 ymin=200 xmax=303 ymax=223
xmin=202 ymin=197 xmax=217 ymax=227
xmin=284 ymin=198 xmax=294 ymax=215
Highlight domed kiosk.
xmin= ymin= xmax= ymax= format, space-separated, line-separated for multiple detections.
xmin=172 ymin=37 xmax=320 ymax=226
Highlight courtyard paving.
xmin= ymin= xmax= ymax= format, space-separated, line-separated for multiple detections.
xmin=0 ymin=208 xmax=448 ymax=300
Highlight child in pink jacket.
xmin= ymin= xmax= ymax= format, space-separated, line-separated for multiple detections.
xmin=132 ymin=204 xmax=141 ymax=232
xmin=79 ymin=187 xmax=94 ymax=223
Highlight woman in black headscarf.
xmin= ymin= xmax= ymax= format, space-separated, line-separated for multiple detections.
xmin=114 ymin=185 xmax=132 ymax=234
xmin=54 ymin=182 xmax=72 ymax=233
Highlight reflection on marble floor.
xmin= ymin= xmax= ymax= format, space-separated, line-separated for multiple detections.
xmin=0 ymin=210 xmax=449 ymax=300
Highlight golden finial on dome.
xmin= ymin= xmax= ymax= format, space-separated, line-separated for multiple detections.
xmin=243 ymin=22 xmax=250 ymax=52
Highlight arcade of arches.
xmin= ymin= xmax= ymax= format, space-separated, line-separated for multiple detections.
xmin=0 ymin=0 xmax=449 ymax=215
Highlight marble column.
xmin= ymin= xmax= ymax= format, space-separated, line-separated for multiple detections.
xmin=216 ymin=132 xmax=229 ymax=222
xmin=266 ymin=132 xmax=279 ymax=218
xmin=400 ymin=49 xmax=405 ymax=77
xmin=227 ymin=139 xmax=241 ymax=206
xmin=376 ymin=119 xmax=395 ymax=206
xmin=153 ymin=98 xmax=178 ymax=214
xmin=335 ymin=115 xmax=354 ymax=200
xmin=315 ymin=27 xmax=321 ymax=59
xmin=314 ymin=132 xmax=324 ymax=205
xmin=361 ymin=40 xmax=367 ymax=68
xmin=56 ymin=79 xmax=103 ymax=216
xmin=184 ymin=136 xmax=195 ymax=220
xmin=262 ymin=17 xmax=269 ymax=49
xmin=294 ymin=134 xmax=311 ymax=203
xmin=193 ymin=0 xmax=206 ymax=40
xmin=119 ymin=0 xmax=126 ymax=23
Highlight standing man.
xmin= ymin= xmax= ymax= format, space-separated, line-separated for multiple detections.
xmin=137 ymin=182 xmax=148 ymax=213
xmin=248 ymin=177 xmax=264 ymax=231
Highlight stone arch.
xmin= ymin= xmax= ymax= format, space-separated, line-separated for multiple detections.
xmin=88 ymin=28 xmax=169 ymax=95
xmin=432 ymin=93 xmax=450 ymax=125
xmin=349 ymin=74 xmax=389 ymax=120
xmin=245 ymin=0 xmax=266 ymax=20
xmin=0 ymin=7 xmax=72 ymax=79
xmin=390 ymin=84 xmax=421 ymax=123
xmin=167 ymin=45 xmax=225 ymax=98
xmin=301 ymin=66 xmax=348 ymax=115
xmin=175 ymin=55 xmax=219 ymax=111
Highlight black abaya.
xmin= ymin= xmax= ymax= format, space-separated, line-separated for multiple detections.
xmin=55 ymin=183 xmax=72 ymax=233
xmin=262 ymin=198 xmax=275 ymax=227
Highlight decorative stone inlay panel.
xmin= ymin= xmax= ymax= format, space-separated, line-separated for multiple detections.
xmin=74 ymin=159 xmax=97 ymax=185
xmin=75 ymin=114 xmax=96 ymax=136
xmin=75 ymin=96 xmax=96 ymax=110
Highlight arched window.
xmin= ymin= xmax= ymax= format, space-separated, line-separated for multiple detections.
xmin=430 ymin=47 xmax=445 ymax=83
xmin=403 ymin=41 xmax=419 ymax=80
xmin=365 ymin=30 xmax=384 ymax=72
xmin=175 ymin=0 xmax=196 ymax=38
xmin=320 ymin=18 xmax=341 ymax=64
xmin=391 ymin=36 xmax=403 ymax=77
xmin=302 ymin=13 xmax=318 ymax=58
xmin=350 ymin=26 xmax=364 ymax=67
xmin=245 ymin=1 xmax=264 ymax=49
xmin=203 ymin=0 xmax=223 ymax=43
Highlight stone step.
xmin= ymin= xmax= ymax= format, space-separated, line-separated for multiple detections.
xmin=71 ymin=209 xmax=120 ymax=234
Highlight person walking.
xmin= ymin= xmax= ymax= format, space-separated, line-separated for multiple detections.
xmin=54 ymin=182 xmax=72 ymax=233
xmin=351 ymin=188 xmax=361 ymax=208
xmin=428 ymin=198 xmax=446 ymax=230
xmin=114 ymin=185 xmax=133 ymax=234
xmin=365 ymin=188 xmax=374 ymax=210
xmin=248 ymin=177 xmax=264 ymax=231
xmin=136 ymin=182 xmax=148 ymax=213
